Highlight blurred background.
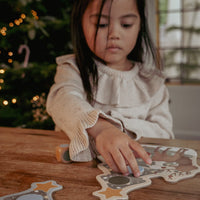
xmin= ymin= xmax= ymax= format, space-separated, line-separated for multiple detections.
xmin=0 ymin=0 xmax=200 ymax=139
xmin=0 ymin=0 xmax=73 ymax=129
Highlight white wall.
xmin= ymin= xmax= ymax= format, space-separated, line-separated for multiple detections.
xmin=167 ymin=85 xmax=200 ymax=140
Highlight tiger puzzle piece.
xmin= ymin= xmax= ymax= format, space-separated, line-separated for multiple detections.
xmin=0 ymin=180 xmax=63 ymax=200
xmin=93 ymin=145 xmax=200 ymax=200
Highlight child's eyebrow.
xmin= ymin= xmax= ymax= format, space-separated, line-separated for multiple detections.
xmin=90 ymin=14 xmax=138 ymax=20
xmin=120 ymin=14 xmax=138 ymax=19
xmin=90 ymin=14 xmax=109 ymax=19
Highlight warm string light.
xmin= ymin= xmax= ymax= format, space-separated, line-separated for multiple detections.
xmin=31 ymin=10 xmax=39 ymax=20
xmin=0 ymin=50 xmax=15 ymax=65
xmin=12 ymin=98 xmax=17 ymax=104
xmin=0 ymin=67 xmax=17 ymax=106
xmin=0 ymin=8 xmax=40 ymax=107
xmin=1 ymin=98 xmax=17 ymax=106
xmin=0 ymin=10 xmax=39 ymax=37
xmin=0 ymin=95 xmax=42 ymax=106
xmin=0 ymin=15 xmax=25 ymax=36
xmin=1 ymin=68 xmax=24 ymax=106
xmin=0 ymin=81 xmax=48 ymax=123
xmin=3 ymin=100 xmax=8 ymax=106
xmin=0 ymin=27 xmax=7 ymax=36
xmin=0 ymin=69 xmax=4 ymax=91
xmin=8 ymin=51 xmax=13 ymax=56
xmin=0 ymin=10 xmax=38 ymax=65
xmin=9 ymin=22 xmax=14 ymax=27
xmin=0 ymin=94 xmax=42 ymax=107
xmin=0 ymin=69 xmax=5 ymax=74
xmin=8 ymin=51 xmax=13 ymax=63
xmin=32 ymin=95 xmax=40 ymax=102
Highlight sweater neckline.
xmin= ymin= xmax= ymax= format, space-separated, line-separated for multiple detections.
xmin=95 ymin=60 xmax=140 ymax=79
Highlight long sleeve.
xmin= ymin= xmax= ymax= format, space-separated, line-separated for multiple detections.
xmin=46 ymin=55 xmax=122 ymax=161
xmin=120 ymin=84 xmax=174 ymax=140
xmin=46 ymin=57 xmax=100 ymax=161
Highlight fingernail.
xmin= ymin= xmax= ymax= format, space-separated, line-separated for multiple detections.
xmin=147 ymin=158 xmax=152 ymax=165
xmin=124 ymin=172 xmax=129 ymax=176
xmin=135 ymin=172 xmax=140 ymax=177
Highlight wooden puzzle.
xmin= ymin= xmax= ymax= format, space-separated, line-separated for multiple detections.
xmin=0 ymin=180 xmax=63 ymax=200
xmin=56 ymin=144 xmax=72 ymax=163
xmin=93 ymin=144 xmax=200 ymax=200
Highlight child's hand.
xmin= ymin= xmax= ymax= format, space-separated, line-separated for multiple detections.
xmin=87 ymin=118 xmax=152 ymax=177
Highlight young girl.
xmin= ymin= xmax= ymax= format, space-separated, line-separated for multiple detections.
xmin=46 ymin=0 xmax=174 ymax=177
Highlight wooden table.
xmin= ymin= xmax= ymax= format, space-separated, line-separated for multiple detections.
xmin=0 ymin=126 xmax=200 ymax=200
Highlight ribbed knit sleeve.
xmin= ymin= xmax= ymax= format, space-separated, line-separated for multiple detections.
xmin=46 ymin=55 xmax=101 ymax=161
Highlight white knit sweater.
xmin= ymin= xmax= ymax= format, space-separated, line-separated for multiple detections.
xmin=46 ymin=54 xmax=174 ymax=162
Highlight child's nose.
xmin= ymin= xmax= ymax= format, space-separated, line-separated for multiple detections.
xmin=108 ymin=24 xmax=120 ymax=40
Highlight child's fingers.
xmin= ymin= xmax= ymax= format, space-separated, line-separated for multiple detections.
xmin=130 ymin=141 xmax=152 ymax=165
xmin=131 ymin=151 xmax=140 ymax=158
xmin=111 ymin=149 xmax=128 ymax=175
xmin=121 ymin=148 xmax=140 ymax=177
xmin=102 ymin=152 xmax=120 ymax=173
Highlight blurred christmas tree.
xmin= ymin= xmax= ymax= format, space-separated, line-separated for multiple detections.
xmin=0 ymin=0 xmax=73 ymax=129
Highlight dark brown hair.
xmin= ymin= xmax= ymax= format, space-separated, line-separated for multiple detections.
xmin=71 ymin=0 xmax=160 ymax=103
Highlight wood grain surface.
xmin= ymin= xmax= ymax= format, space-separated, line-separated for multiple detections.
xmin=0 ymin=127 xmax=200 ymax=200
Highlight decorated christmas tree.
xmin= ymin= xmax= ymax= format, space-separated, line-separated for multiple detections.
xmin=0 ymin=0 xmax=73 ymax=129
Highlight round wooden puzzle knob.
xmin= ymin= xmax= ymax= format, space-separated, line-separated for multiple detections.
xmin=56 ymin=144 xmax=72 ymax=163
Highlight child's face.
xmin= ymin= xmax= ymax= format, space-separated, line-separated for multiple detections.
xmin=82 ymin=0 xmax=141 ymax=69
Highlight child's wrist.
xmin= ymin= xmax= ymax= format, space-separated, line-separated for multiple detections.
xmin=87 ymin=117 xmax=113 ymax=140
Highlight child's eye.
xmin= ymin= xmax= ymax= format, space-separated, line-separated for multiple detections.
xmin=97 ymin=24 xmax=108 ymax=28
xmin=121 ymin=24 xmax=133 ymax=28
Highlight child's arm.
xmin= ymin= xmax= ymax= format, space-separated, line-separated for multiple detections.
xmin=46 ymin=56 xmax=123 ymax=162
xmin=124 ymin=85 xmax=174 ymax=140
xmin=87 ymin=117 xmax=152 ymax=177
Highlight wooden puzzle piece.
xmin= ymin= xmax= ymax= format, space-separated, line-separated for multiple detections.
xmin=56 ymin=144 xmax=72 ymax=163
xmin=0 ymin=180 xmax=63 ymax=200
xmin=93 ymin=145 xmax=200 ymax=200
